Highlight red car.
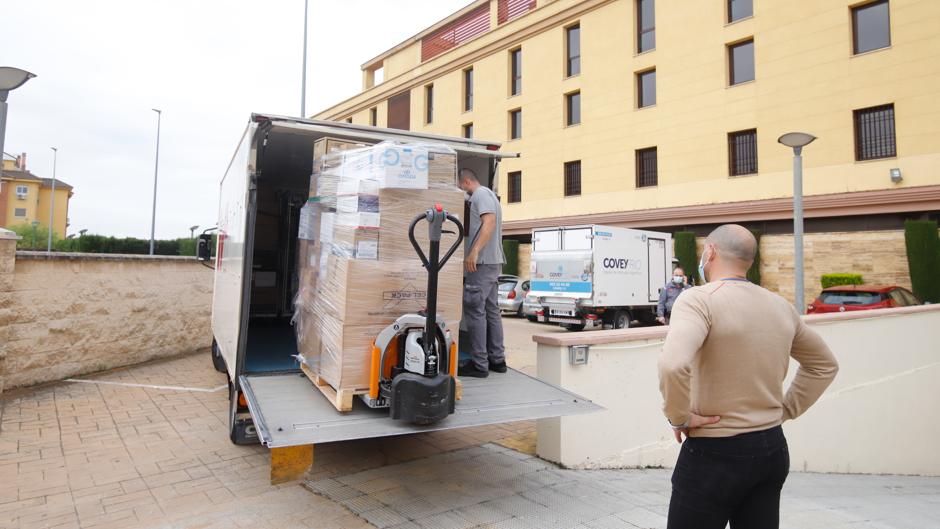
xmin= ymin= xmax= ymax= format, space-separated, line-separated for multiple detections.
xmin=807 ymin=285 xmax=922 ymax=314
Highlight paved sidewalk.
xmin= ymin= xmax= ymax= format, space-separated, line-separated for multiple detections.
xmin=308 ymin=442 xmax=940 ymax=529
xmin=2 ymin=319 xmax=939 ymax=528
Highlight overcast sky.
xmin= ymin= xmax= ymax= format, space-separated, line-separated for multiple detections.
xmin=2 ymin=0 xmax=471 ymax=239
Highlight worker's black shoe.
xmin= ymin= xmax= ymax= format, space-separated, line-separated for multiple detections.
xmin=489 ymin=360 xmax=508 ymax=373
xmin=458 ymin=363 xmax=489 ymax=378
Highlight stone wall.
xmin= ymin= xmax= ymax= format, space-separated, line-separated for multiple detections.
xmin=0 ymin=238 xmax=214 ymax=390
xmin=696 ymin=230 xmax=913 ymax=308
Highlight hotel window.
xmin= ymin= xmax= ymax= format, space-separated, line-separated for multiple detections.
xmin=463 ymin=123 xmax=474 ymax=139
xmin=637 ymin=69 xmax=656 ymax=108
xmin=15 ymin=185 xmax=28 ymax=196
xmin=510 ymin=48 xmax=522 ymax=96
xmin=566 ymin=91 xmax=581 ymax=126
xmin=564 ymin=161 xmax=581 ymax=197
xmin=728 ymin=0 xmax=752 ymax=23
xmin=566 ymin=24 xmax=581 ymax=77
xmin=729 ymin=39 xmax=755 ymax=85
xmin=728 ymin=129 xmax=758 ymax=176
xmin=854 ymin=104 xmax=896 ymax=161
xmin=636 ymin=147 xmax=658 ymax=187
xmin=508 ymin=171 xmax=522 ymax=203
xmin=369 ymin=107 xmax=377 ymax=126
xmin=852 ymin=0 xmax=890 ymax=55
xmin=510 ymin=109 xmax=522 ymax=140
xmin=425 ymin=84 xmax=434 ymax=124
xmin=637 ymin=0 xmax=655 ymax=53
xmin=14 ymin=208 xmax=27 ymax=218
xmin=464 ymin=68 xmax=474 ymax=111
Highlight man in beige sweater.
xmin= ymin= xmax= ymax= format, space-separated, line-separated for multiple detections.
xmin=658 ymin=224 xmax=838 ymax=529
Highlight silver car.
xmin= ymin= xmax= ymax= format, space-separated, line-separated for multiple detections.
xmin=522 ymin=291 xmax=542 ymax=322
xmin=497 ymin=275 xmax=529 ymax=317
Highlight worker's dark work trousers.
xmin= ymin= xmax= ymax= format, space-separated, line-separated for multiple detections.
xmin=667 ymin=426 xmax=789 ymax=529
xmin=463 ymin=264 xmax=505 ymax=371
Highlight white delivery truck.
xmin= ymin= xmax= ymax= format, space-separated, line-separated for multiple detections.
xmin=198 ymin=114 xmax=599 ymax=480
xmin=528 ymin=225 xmax=674 ymax=331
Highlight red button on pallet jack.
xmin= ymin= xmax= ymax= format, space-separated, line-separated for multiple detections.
xmin=434 ymin=203 xmax=443 ymax=212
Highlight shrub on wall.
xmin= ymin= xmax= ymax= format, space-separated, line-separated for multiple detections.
xmin=821 ymin=273 xmax=864 ymax=289
xmin=747 ymin=229 xmax=761 ymax=285
xmin=904 ymin=220 xmax=940 ymax=303
xmin=673 ymin=231 xmax=699 ymax=285
xmin=502 ymin=239 xmax=519 ymax=276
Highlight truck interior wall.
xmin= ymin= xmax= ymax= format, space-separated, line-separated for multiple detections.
xmin=244 ymin=130 xmax=312 ymax=373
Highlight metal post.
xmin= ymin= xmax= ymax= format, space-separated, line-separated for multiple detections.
xmin=150 ymin=109 xmax=161 ymax=255
xmin=301 ymin=0 xmax=308 ymax=118
xmin=793 ymin=146 xmax=804 ymax=314
xmin=0 ymin=97 xmax=8 ymax=175
xmin=47 ymin=147 xmax=58 ymax=252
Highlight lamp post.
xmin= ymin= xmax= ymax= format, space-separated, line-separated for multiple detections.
xmin=301 ymin=0 xmax=308 ymax=117
xmin=149 ymin=109 xmax=161 ymax=255
xmin=79 ymin=228 xmax=87 ymax=253
xmin=47 ymin=146 xmax=57 ymax=252
xmin=31 ymin=220 xmax=39 ymax=248
xmin=777 ymin=132 xmax=817 ymax=314
xmin=0 ymin=67 xmax=37 ymax=180
xmin=189 ymin=225 xmax=199 ymax=239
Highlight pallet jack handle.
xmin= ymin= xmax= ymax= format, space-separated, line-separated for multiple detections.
xmin=407 ymin=205 xmax=465 ymax=362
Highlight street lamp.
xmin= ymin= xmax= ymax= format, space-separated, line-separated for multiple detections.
xmin=47 ymin=146 xmax=57 ymax=252
xmin=189 ymin=225 xmax=199 ymax=239
xmin=149 ymin=109 xmax=162 ymax=255
xmin=301 ymin=0 xmax=308 ymax=117
xmin=778 ymin=132 xmax=817 ymax=314
xmin=78 ymin=228 xmax=87 ymax=252
xmin=31 ymin=219 xmax=40 ymax=248
xmin=0 ymin=67 xmax=37 ymax=180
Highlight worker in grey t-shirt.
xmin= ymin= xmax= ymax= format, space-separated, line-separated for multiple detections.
xmin=457 ymin=168 xmax=506 ymax=378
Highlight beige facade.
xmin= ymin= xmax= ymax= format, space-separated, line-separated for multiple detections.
xmin=315 ymin=0 xmax=939 ymax=230
xmin=0 ymin=241 xmax=213 ymax=390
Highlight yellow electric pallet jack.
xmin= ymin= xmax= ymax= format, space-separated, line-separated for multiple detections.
xmin=360 ymin=204 xmax=464 ymax=425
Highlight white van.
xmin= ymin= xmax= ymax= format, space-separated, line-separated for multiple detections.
xmin=529 ymin=225 xmax=674 ymax=331
xmin=201 ymin=114 xmax=599 ymax=459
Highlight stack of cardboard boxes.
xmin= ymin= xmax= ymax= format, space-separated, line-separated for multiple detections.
xmin=294 ymin=138 xmax=466 ymax=393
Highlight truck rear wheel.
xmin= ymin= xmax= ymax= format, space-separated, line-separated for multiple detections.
xmin=611 ymin=310 xmax=632 ymax=330
xmin=211 ymin=339 xmax=226 ymax=373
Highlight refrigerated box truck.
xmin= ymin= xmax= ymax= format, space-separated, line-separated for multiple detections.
xmin=200 ymin=114 xmax=599 ymax=482
xmin=528 ymin=225 xmax=674 ymax=331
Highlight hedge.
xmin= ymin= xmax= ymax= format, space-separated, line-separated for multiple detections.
xmin=821 ymin=273 xmax=864 ymax=289
xmin=904 ymin=220 xmax=940 ymax=303
xmin=502 ymin=239 xmax=519 ymax=276
xmin=673 ymin=231 xmax=699 ymax=285
xmin=746 ymin=229 xmax=762 ymax=285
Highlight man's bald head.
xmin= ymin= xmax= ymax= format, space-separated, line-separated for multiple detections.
xmin=706 ymin=224 xmax=757 ymax=265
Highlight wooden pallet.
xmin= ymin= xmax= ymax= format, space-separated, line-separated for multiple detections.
xmin=300 ymin=363 xmax=368 ymax=412
xmin=301 ymin=363 xmax=463 ymax=411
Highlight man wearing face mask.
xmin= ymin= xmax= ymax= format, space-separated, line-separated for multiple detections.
xmin=656 ymin=267 xmax=691 ymax=325
xmin=658 ymin=224 xmax=839 ymax=529
xmin=456 ymin=168 xmax=506 ymax=378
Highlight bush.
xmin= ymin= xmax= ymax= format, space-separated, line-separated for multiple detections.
xmin=904 ymin=220 xmax=940 ymax=303
xmin=502 ymin=239 xmax=519 ymax=276
xmin=7 ymin=222 xmax=59 ymax=250
xmin=673 ymin=231 xmax=699 ymax=285
xmin=746 ymin=229 xmax=761 ymax=285
xmin=821 ymin=273 xmax=864 ymax=289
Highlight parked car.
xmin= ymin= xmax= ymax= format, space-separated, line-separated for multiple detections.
xmin=523 ymin=292 xmax=542 ymax=322
xmin=497 ymin=275 xmax=529 ymax=317
xmin=807 ymin=285 xmax=921 ymax=314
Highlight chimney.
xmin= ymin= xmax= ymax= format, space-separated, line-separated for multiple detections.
xmin=17 ymin=153 xmax=26 ymax=170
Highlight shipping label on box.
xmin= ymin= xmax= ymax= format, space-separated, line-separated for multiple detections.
xmin=336 ymin=195 xmax=380 ymax=214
